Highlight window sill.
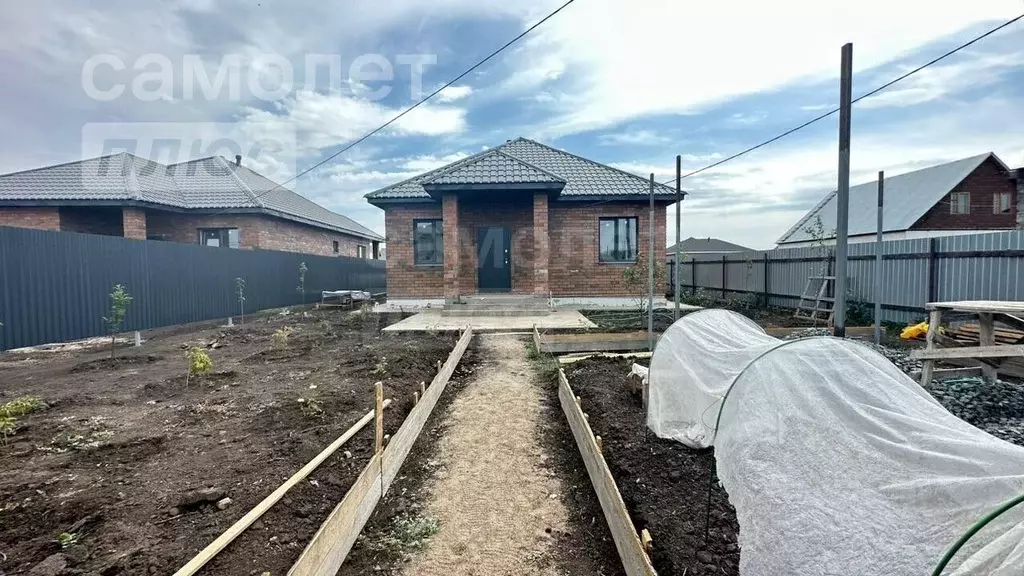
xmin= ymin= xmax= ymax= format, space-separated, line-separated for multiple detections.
xmin=598 ymin=260 xmax=638 ymax=265
xmin=414 ymin=263 xmax=444 ymax=268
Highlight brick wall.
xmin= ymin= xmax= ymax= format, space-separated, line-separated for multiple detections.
xmin=0 ymin=207 xmax=59 ymax=231
xmin=384 ymin=204 xmax=444 ymax=298
xmin=457 ymin=197 xmax=535 ymax=295
xmin=122 ymin=208 xmax=147 ymax=240
xmin=147 ymin=210 xmax=371 ymax=257
xmin=913 ymin=157 xmax=1018 ymax=231
xmin=549 ymin=202 xmax=667 ymax=297
xmin=383 ymin=198 xmax=668 ymax=299
xmin=57 ymin=207 xmax=123 ymax=236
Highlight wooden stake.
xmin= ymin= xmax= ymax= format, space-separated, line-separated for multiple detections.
xmin=374 ymin=382 xmax=384 ymax=454
xmin=575 ymin=395 xmax=581 ymax=407
xmin=383 ymin=434 xmax=391 ymax=447
xmin=171 ymin=399 xmax=391 ymax=576
xmin=412 ymin=391 xmax=419 ymax=406
xmin=436 ymin=360 xmax=442 ymax=373
xmin=595 ymin=435 xmax=603 ymax=453
xmin=641 ymin=529 xmax=653 ymax=555
xmin=420 ymin=381 xmax=426 ymax=395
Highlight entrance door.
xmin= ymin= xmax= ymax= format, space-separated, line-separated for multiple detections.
xmin=477 ymin=227 xmax=512 ymax=292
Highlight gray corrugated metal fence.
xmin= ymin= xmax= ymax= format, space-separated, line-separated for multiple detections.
xmin=668 ymin=230 xmax=1024 ymax=325
xmin=0 ymin=226 xmax=386 ymax=350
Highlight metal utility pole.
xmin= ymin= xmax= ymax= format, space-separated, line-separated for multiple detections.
xmin=648 ymin=174 xmax=656 ymax=351
xmin=874 ymin=171 xmax=884 ymax=344
xmin=674 ymin=155 xmax=682 ymax=321
xmin=833 ymin=42 xmax=853 ymax=338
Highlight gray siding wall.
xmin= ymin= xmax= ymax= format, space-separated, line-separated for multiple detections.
xmin=0 ymin=226 xmax=386 ymax=350
xmin=669 ymin=230 xmax=1024 ymax=324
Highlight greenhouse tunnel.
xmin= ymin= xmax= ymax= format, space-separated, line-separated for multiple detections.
xmin=648 ymin=309 xmax=1024 ymax=575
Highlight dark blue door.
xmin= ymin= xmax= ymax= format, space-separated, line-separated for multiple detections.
xmin=477 ymin=227 xmax=511 ymax=292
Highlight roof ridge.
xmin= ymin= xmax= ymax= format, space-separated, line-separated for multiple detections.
xmin=215 ymin=156 xmax=265 ymax=208
xmin=121 ymin=152 xmax=142 ymax=200
xmin=420 ymin=148 xmax=567 ymax=185
xmin=364 ymin=147 xmax=494 ymax=198
xmin=0 ymin=152 xmax=138 ymax=179
xmin=501 ymin=137 xmax=680 ymax=195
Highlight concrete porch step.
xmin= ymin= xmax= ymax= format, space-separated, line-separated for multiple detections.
xmin=442 ymin=295 xmax=552 ymax=317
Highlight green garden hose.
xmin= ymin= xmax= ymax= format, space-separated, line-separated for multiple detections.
xmin=931 ymin=492 xmax=1024 ymax=576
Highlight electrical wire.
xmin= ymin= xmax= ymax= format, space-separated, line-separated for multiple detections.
xmin=211 ymin=0 xmax=578 ymax=212
xmin=663 ymin=13 xmax=1024 ymax=187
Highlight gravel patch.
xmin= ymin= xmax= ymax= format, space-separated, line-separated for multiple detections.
xmin=923 ymin=377 xmax=1024 ymax=446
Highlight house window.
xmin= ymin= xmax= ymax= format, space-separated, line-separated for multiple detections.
xmin=333 ymin=240 xmax=339 ymax=254
xmin=413 ymin=219 xmax=443 ymax=266
xmin=950 ymin=192 xmax=970 ymax=214
xmin=599 ymin=217 xmax=638 ymax=263
xmin=357 ymin=245 xmax=367 ymax=259
xmin=199 ymin=228 xmax=239 ymax=248
xmin=994 ymin=192 xmax=1013 ymax=214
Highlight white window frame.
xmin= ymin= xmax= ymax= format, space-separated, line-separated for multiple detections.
xmin=994 ymin=192 xmax=1012 ymax=214
xmin=357 ymin=245 xmax=367 ymax=259
xmin=950 ymin=191 xmax=970 ymax=215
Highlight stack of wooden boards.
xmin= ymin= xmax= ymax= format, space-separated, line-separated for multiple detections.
xmin=936 ymin=323 xmax=1024 ymax=379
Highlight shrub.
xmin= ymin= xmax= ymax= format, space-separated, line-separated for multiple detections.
xmin=102 ymin=284 xmax=133 ymax=359
xmin=273 ymin=326 xmax=295 ymax=348
xmin=186 ymin=347 xmax=213 ymax=386
xmin=298 ymin=384 xmax=324 ymax=419
xmin=56 ymin=532 xmax=79 ymax=549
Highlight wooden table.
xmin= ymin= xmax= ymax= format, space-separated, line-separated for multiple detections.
xmin=915 ymin=301 xmax=1024 ymax=385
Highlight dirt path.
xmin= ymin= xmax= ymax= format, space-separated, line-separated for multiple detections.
xmin=402 ymin=334 xmax=568 ymax=576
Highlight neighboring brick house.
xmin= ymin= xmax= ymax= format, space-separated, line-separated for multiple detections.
xmin=366 ymin=137 xmax=681 ymax=306
xmin=0 ymin=153 xmax=382 ymax=258
xmin=777 ymin=152 xmax=1021 ymax=247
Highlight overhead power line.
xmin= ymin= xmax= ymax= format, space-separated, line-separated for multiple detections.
xmin=664 ymin=13 xmax=1024 ymax=186
xmin=218 ymin=0 xmax=578 ymax=209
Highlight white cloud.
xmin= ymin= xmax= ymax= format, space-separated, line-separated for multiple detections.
xmin=436 ymin=85 xmax=474 ymax=102
xmin=599 ymin=130 xmax=670 ymax=146
xmin=857 ymin=50 xmax=1024 ymax=109
xmin=508 ymin=0 xmax=1021 ymax=136
xmin=238 ymin=89 xmax=467 ymax=159
xmin=401 ymin=152 xmax=471 ymax=171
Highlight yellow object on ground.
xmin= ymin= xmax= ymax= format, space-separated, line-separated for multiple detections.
xmin=900 ymin=322 xmax=928 ymax=340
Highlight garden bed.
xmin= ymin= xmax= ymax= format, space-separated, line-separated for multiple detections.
xmin=563 ymin=357 xmax=740 ymax=576
xmin=0 ymin=307 xmax=472 ymax=575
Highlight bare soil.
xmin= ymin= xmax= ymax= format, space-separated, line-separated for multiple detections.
xmin=564 ymin=357 xmax=740 ymax=576
xmin=0 ymin=307 xmax=469 ymax=575
xmin=340 ymin=336 xmax=622 ymax=576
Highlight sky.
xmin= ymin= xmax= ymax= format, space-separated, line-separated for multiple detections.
xmin=1 ymin=0 xmax=1023 ymax=250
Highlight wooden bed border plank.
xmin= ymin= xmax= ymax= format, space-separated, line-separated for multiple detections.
xmin=557 ymin=368 xmax=658 ymax=576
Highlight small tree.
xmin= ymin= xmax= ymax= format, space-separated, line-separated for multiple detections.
xmin=102 ymin=284 xmax=133 ymax=359
xmin=235 ymin=277 xmax=246 ymax=324
xmin=185 ymin=347 xmax=213 ymax=387
xmin=297 ymin=262 xmax=308 ymax=305
xmin=622 ymin=260 xmax=666 ymax=327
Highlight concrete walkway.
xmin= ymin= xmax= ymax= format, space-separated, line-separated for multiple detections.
xmin=383 ymin=309 xmax=596 ymax=332
xmin=402 ymin=334 xmax=568 ymax=576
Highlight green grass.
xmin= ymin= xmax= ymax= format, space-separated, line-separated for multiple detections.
xmin=526 ymin=341 xmax=561 ymax=383
xmin=369 ymin=516 xmax=441 ymax=555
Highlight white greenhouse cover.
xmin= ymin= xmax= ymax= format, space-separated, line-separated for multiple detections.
xmin=648 ymin=310 xmax=1024 ymax=575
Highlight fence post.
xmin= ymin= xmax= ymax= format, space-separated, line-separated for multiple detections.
xmin=763 ymin=254 xmax=770 ymax=307
xmin=927 ymin=237 xmax=939 ymax=304
xmin=721 ymin=255 xmax=727 ymax=299
xmin=691 ymin=260 xmax=697 ymax=295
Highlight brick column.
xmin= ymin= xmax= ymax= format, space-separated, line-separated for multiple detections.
xmin=442 ymin=194 xmax=460 ymax=303
xmin=122 ymin=207 xmax=147 ymax=240
xmin=533 ymin=192 xmax=550 ymax=297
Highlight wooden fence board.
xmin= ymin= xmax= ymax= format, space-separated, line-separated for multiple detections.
xmin=289 ymin=328 xmax=474 ymax=576
xmin=287 ymin=453 xmax=383 ymax=576
xmin=557 ymin=369 xmax=657 ymax=576
xmin=382 ymin=327 xmax=473 ymax=491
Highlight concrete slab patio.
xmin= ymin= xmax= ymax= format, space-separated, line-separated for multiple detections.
xmin=382 ymin=309 xmax=597 ymax=332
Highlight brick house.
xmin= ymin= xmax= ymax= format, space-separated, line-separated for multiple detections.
xmin=366 ymin=138 xmax=682 ymax=307
xmin=0 ymin=153 xmax=382 ymax=258
xmin=777 ymin=152 xmax=1021 ymax=247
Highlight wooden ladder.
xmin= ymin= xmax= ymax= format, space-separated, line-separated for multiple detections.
xmin=794 ymin=275 xmax=836 ymax=324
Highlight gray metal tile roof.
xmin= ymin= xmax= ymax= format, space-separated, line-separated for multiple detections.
xmin=777 ymin=153 xmax=1002 ymax=244
xmin=424 ymin=150 xmax=565 ymax=186
xmin=0 ymin=153 xmax=382 ymax=241
xmin=366 ymin=137 xmax=681 ymax=201
xmin=666 ymin=237 xmax=753 ymax=254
